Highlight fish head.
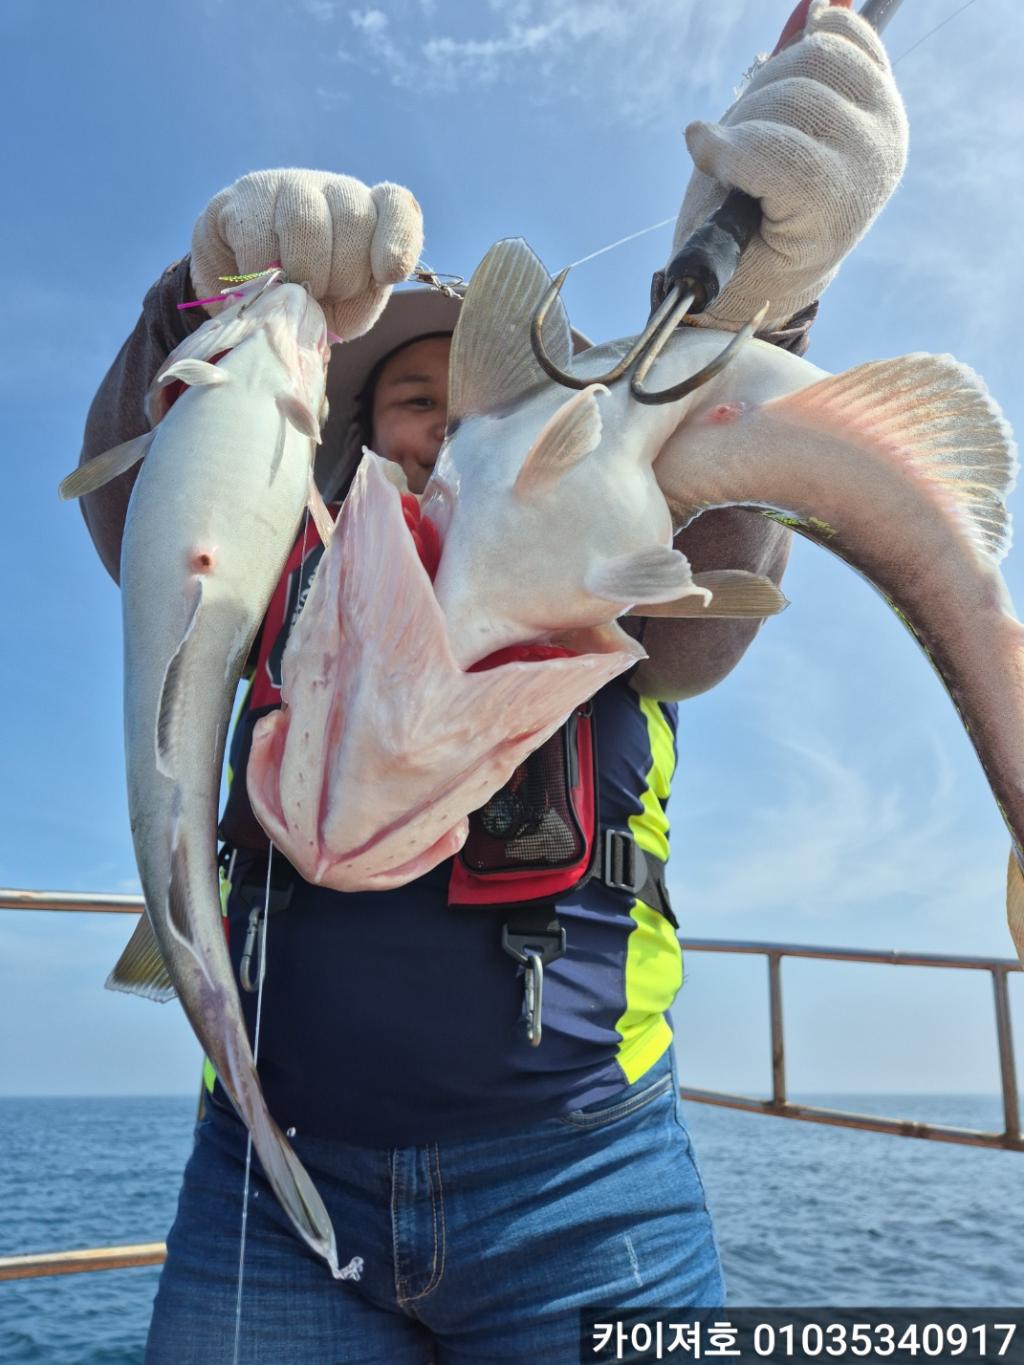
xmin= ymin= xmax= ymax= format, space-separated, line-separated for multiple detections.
xmin=145 ymin=273 xmax=331 ymax=430
xmin=423 ymin=381 xmax=675 ymax=669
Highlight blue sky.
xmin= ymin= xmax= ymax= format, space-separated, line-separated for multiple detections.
xmin=2 ymin=0 xmax=1022 ymax=1100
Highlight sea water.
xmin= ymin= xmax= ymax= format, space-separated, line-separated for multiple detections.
xmin=0 ymin=1094 xmax=1020 ymax=1362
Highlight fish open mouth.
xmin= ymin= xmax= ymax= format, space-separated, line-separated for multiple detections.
xmin=469 ymin=642 xmax=577 ymax=671
xmin=246 ymin=452 xmax=643 ymax=892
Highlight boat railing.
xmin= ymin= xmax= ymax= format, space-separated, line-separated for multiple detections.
xmin=676 ymin=936 xmax=1022 ymax=1153
xmin=1 ymin=888 xmax=1020 ymax=1282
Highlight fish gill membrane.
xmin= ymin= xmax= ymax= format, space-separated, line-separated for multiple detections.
xmin=59 ymin=273 xmax=349 ymax=1277
xmin=422 ymin=238 xmax=1024 ymax=967
xmin=246 ymin=451 xmax=645 ymax=888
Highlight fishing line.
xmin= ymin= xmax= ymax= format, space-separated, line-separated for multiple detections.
xmin=891 ymin=0 xmax=979 ymax=65
xmin=233 ymin=506 xmax=311 ymax=1362
xmin=232 ymin=842 xmax=276 ymax=1365
xmin=564 ymin=216 xmax=677 ymax=272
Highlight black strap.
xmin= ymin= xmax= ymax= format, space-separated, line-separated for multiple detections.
xmin=219 ymin=844 xmax=295 ymax=914
xmin=593 ymin=830 xmax=677 ymax=928
xmin=501 ymin=904 xmax=567 ymax=968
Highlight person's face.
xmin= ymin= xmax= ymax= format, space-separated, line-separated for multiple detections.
xmin=371 ymin=335 xmax=451 ymax=495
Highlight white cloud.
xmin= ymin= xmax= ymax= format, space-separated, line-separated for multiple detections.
xmin=338 ymin=0 xmax=764 ymax=119
xmin=351 ymin=6 xmax=389 ymax=33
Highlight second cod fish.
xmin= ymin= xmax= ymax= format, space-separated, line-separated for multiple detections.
xmin=429 ymin=240 xmax=1023 ymax=962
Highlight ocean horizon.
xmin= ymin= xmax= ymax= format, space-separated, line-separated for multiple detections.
xmin=1 ymin=1092 xmax=1021 ymax=1362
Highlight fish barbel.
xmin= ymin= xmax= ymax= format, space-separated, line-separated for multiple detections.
xmin=60 ymin=272 xmax=347 ymax=1275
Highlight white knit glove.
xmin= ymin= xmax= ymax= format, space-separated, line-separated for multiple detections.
xmin=670 ymin=0 xmax=908 ymax=332
xmin=190 ymin=168 xmax=424 ymax=340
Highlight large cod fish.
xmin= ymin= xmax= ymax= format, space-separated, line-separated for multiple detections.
xmin=60 ymin=273 xmax=350 ymax=1277
xmin=251 ymin=239 xmax=1024 ymax=968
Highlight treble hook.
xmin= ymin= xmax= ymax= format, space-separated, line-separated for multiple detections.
xmin=530 ymin=268 xmax=687 ymax=392
xmin=530 ymin=263 xmax=767 ymax=405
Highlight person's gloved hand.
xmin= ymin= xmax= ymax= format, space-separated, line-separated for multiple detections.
xmin=190 ymin=168 xmax=423 ymax=340
xmin=669 ymin=0 xmax=908 ymax=332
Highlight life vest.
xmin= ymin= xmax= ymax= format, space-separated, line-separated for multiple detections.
xmin=218 ymin=503 xmax=675 ymax=1041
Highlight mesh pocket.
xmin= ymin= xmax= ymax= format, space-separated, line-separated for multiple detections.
xmin=461 ymin=715 xmax=587 ymax=873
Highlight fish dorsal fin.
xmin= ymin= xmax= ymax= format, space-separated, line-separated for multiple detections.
xmin=106 ymin=913 xmax=177 ymax=1002
xmin=448 ymin=238 xmax=571 ymax=426
xmin=514 ymin=384 xmax=607 ymax=498
xmin=630 ymin=570 xmax=789 ymax=618
xmin=586 ymin=545 xmax=711 ymax=608
xmin=766 ymin=354 xmax=1018 ymax=564
xmin=58 ymin=431 xmax=154 ymax=501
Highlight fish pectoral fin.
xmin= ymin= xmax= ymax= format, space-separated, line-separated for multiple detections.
xmin=629 ymin=570 xmax=789 ymax=619
xmin=514 ymin=385 xmax=608 ymax=498
xmin=106 ymin=913 xmax=177 ymax=1002
xmin=587 ymin=546 xmax=711 ymax=608
xmin=307 ymin=467 xmax=337 ymax=546
xmin=765 ymin=354 xmax=1017 ymax=565
xmin=156 ymin=582 xmax=203 ymax=780
xmin=449 ymin=238 xmax=572 ymax=425
xmin=276 ymin=391 xmax=321 ymax=443
xmin=1007 ymin=849 xmax=1024 ymax=968
xmin=159 ymin=358 xmax=230 ymax=388
xmin=58 ymin=432 xmax=154 ymax=501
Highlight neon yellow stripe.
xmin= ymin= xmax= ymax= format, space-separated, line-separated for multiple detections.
xmin=614 ymin=698 xmax=683 ymax=1083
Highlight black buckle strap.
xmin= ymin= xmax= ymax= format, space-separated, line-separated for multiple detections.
xmin=598 ymin=830 xmax=677 ymax=928
xmin=501 ymin=905 xmax=566 ymax=1049
xmin=501 ymin=905 xmax=567 ymax=969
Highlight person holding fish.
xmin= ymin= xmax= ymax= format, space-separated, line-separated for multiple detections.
xmin=73 ymin=1 xmax=911 ymax=1359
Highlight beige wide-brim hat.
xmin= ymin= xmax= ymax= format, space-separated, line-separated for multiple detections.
xmin=314 ymin=283 xmax=591 ymax=500
xmin=315 ymin=287 xmax=463 ymax=499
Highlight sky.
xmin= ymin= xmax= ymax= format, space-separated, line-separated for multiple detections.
xmin=2 ymin=0 xmax=1023 ymax=1109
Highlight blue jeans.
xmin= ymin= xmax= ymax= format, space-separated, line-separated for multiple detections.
xmin=146 ymin=1049 xmax=723 ymax=1363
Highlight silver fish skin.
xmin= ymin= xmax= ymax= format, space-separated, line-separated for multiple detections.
xmin=425 ymin=240 xmax=1022 ymax=962
xmin=81 ymin=275 xmax=346 ymax=1275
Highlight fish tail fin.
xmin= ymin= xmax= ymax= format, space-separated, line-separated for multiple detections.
xmin=1006 ymin=849 xmax=1024 ymax=967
